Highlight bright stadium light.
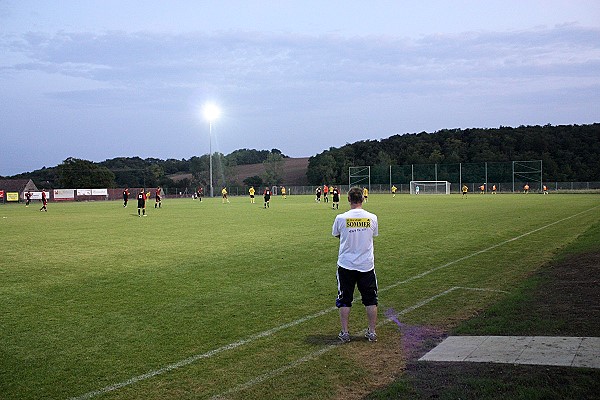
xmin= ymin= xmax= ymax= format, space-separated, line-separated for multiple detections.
xmin=202 ymin=103 xmax=221 ymax=198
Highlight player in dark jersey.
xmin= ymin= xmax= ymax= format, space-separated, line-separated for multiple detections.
xmin=154 ymin=187 xmax=162 ymax=208
xmin=137 ymin=189 xmax=147 ymax=217
xmin=263 ymin=186 xmax=271 ymax=208
xmin=25 ymin=191 xmax=32 ymax=207
xmin=40 ymin=190 xmax=48 ymax=212
xmin=123 ymin=188 xmax=129 ymax=207
xmin=332 ymin=187 xmax=340 ymax=209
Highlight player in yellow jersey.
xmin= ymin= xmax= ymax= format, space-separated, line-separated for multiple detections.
xmin=391 ymin=185 xmax=397 ymax=197
xmin=221 ymin=187 xmax=230 ymax=203
xmin=363 ymin=187 xmax=369 ymax=202
xmin=462 ymin=184 xmax=468 ymax=198
xmin=249 ymin=186 xmax=255 ymax=203
xmin=281 ymin=186 xmax=287 ymax=199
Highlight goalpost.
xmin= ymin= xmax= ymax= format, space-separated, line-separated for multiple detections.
xmin=410 ymin=181 xmax=451 ymax=195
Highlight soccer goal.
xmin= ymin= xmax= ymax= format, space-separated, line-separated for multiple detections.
xmin=410 ymin=181 xmax=451 ymax=195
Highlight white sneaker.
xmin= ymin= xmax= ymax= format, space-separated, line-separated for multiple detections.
xmin=365 ymin=329 xmax=377 ymax=342
xmin=338 ymin=331 xmax=351 ymax=343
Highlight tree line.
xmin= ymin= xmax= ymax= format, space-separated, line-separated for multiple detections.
xmin=6 ymin=124 xmax=599 ymax=189
xmin=7 ymin=149 xmax=287 ymax=189
xmin=306 ymin=124 xmax=600 ymax=185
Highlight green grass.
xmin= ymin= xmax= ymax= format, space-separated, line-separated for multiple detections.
xmin=0 ymin=193 xmax=599 ymax=399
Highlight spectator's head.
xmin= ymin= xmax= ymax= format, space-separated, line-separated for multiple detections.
xmin=348 ymin=187 xmax=364 ymax=204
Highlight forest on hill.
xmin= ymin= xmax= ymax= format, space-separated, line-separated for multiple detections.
xmin=5 ymin=124 xmax=599 ymax=189
xmin=7 ymin=149 xmax=288 ymax=190
xmin=306 ymin=124 xmax=600 ymax=185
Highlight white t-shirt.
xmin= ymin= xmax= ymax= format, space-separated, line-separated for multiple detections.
xmin=332 ymin=208 xmax=378 ymax=272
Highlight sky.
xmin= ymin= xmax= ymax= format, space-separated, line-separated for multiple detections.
xmin=1 ymin=1 xmax=599 ymax=176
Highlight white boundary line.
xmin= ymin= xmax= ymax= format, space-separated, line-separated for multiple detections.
xmin=210 ymin=286 xmax=506 ymax=399
xmin=69 ymin=205 xmax=598 ymax=400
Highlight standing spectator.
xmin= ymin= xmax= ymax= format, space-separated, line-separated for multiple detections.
xmin=332 ymin=187 xmax=379 ymax=343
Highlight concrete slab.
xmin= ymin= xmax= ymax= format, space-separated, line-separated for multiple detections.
xmin=517 ymin=336 xmax=580 ymax=367
xmin=573 ymin=337 xmax=600 ymax=368
xmin=419 ymin=336 xmax=600 ymax=369
xmin=465 ymin=336 xmax=531 ymax=363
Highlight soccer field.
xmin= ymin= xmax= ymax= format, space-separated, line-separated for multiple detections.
xmin=1 ymin=193 xmax=599 ymax=399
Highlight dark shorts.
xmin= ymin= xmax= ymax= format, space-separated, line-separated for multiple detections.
xmin=138 ymin=200 xmax=145 ymax=208
xmin=336 ymin=266 xmax=378 ymax=308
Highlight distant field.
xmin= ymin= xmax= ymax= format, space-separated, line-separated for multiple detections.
xmin=1 ymin=193 xmax=599 ymax=399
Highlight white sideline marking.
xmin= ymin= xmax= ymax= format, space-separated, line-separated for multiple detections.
xmin=69 ymin=206 xmax=597 ymax=400
xmin=382 ymin=205 xmax=599 ymax=292
xmin=211 ymin=286 xmax=506 ymax=399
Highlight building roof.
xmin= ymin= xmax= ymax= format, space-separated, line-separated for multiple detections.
xmin=0 ymin=179 xmax=39 ymax=192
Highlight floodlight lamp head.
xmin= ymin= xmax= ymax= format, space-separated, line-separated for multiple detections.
xmin=203 ymin=103 xmax=221 ymax=122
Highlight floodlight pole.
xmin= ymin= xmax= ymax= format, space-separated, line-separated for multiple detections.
xmin=209 ymin=121 xmax=213 ymax=198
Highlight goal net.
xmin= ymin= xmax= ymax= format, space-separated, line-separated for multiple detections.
xmin=410 ymin=181 xmax=451 ymax=195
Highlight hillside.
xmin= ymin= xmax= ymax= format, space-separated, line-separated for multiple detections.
xmin=169 ymin=157 xmax=309 ymax=186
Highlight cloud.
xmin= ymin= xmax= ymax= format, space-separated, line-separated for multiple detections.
xmin=1 ymin=25 xmax=599 ymax=174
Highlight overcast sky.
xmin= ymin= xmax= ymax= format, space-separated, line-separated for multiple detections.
xmin=1 ymin=1 xmax=599 ymax=176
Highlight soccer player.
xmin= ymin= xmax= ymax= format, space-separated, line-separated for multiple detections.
xmin=363 ymin=187 xmax=369 ymax=202
xmin=492 ymin=184 xmax=497 ymax=194
xmin=281 ymin=186 xmax=287 ymax=199
xmin=543 ymin=185 xmax=549 ymax=195
xmin=391 ymin=185 xmax=397 ymax=197
xmin=154 ymin=187 xmax=162 ymax=208
xmin=39 ymin=190 xmax=48 ymax=212
xmin=523 ymin=183 xmax=530 ymax=194
xmin=332 ymin=186 xmax=340 ymax=209
xmin=197 ymin=187 xmax=203 ymax=202
xmin=263 ymin=186 xmax=271 ymax=208
xmin=137 ymin=189 xmax=147 ymax=217
xmin=315 ymin=186 xmax=322 ymax=202
xmin=332 ymin=187 xmax=379 ymax=343
xmin=323 ymin=184 xmax=329 ymax=202
xmin=462 ymin=184 xmax=468 ymax=198
xmin=415 ymin=185 xmax=420 ymax=195
xmin=479 ymin=184 xmax=485 ymax=194
xmin=221 ymin=187 xmax=230 ymax=203
xmin=25 ymin=190 xmax=32 ymax=207
xmin=249 ymin=186 xmax=255 ymax=203
xmin=123 ymin=188 xmax=129 ymax=207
